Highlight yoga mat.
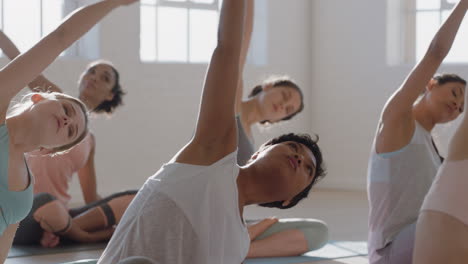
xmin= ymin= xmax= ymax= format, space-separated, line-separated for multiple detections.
xmin=245 ymin=241 xmax=368 ymax=264
xmin=62 ymin=260 xmax=98 ymax=264
xmin=7 ymin=243 xmax=107 ymax=258
xmin=10 ymin=241 xmax=367 ymax=264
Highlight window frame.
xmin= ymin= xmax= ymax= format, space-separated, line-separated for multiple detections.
xmin=140 ymin=0 xmax=221 ymax=64
xmin=388 ymin=0 xmax=461 ymax=65
xmin=0 ymin=0 xmax=99 ymax=59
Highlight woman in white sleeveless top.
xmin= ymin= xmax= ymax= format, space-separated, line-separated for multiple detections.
xmin=367 ymin=1 xmax=468 ymax=263
xmin=99 ymin=0 xmax=326 ymax=263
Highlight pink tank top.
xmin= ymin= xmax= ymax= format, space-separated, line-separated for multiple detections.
xmin=26 ymin=133 xmax=94 ymax=205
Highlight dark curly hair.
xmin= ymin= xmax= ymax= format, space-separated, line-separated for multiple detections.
xmin=258 ymin=133 xmax=326 ymax=209
xmin=248 ymin=77 xmax=304 ymax=124
xmin=92 ymin=65 xmax=125 ymax=114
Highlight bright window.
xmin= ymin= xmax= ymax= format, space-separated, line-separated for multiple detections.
xmin=388 ymin=0 xmax=468 ymax=64
xmin=0 ymin=0 xmax=99 ymax=59
xmin=140 ymin=0 xmax=220 ymax=63
xmin=415 ymin=0 xmax=468 ymax=63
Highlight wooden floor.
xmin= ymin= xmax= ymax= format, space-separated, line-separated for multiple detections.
xmin=6 ymin=189 xmax=370 ymax=264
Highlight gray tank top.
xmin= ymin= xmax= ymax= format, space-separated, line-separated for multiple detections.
xmin=236 ymin=116 xmax=255 ymax=166
xmin=367 ymin=121 xmax=442 ymax=259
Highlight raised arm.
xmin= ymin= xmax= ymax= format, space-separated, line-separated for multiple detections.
xmin=235 ymin=0 xmax=254 ymax=114
xmin=0 ymin=30 xmax=21 ymax=60
xmin=0 ymin=30 xmax=62 ymax=93
xmin=176 ymin=0 xmax=246 ymax=164
xmin=0 ymin=0 xmax=138 ymax=109
xmin=382 ymin=1 xmax=468 ymax=123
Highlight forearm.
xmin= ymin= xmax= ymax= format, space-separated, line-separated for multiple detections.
xmin=0 ymin=30 xmax=21 ymax=60
xmin=239 ymin=0 xmax=254 ymax=68
xmin=63 ymin=223 xmax=113 ymax=243
xmin=235 ymin=0 xmax=254 ymax=114
xmin=248 ymin=218 xmax=278 ymax=240
xmin=427 ymin=1 xmax=468 ymax=60
xmin=217 ymin=0 xmax=246 ymax=52
xmin=54 ymin=1 xmax=122 ymax=52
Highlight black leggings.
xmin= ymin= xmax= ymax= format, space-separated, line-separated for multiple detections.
xmin=13 ymin=190 xmax=138 ymax=245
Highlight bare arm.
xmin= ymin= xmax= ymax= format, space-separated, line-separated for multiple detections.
xmin=0 ymin=223 xmax=18 ymax=263
xmin=0 ymin=30 xmax=62 ymax=93
xmin=0 ymin=0 xmax=138 ymax=112
xmin=248 ymin=218 xmax=278 ymax=240
xmin=62 ymin=222 xmax=114 ymax=243
xmin=235 ymin=0 xmax=254 ymax=114
xmin=377 ymin=1 xmax=468 ymax=152
xmin=78 ymin=134 xmax=101 ymax=204
xmin=175 ymin=0 xmax=246 ymax=164
xmin=0 ymin=30 xmax=21 ymax=60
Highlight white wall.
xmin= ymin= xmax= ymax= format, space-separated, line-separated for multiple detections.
xmin=2 ymin=1 xmax=314 ymax=204
xmin=310 ymin=0 xmax=468 ymax=190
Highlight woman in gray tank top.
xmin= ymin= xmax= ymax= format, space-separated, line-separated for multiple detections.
xmin=367 ymin=2 xmax=468 ymax=264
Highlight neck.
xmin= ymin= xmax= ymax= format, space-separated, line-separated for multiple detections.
xmin=6 ymin=114 xmax=41 ymax=153
xmin=79 ymin=95 xmax=98 ymax=112
xmin=413 ymin=100 xmax=436 ymax=132
xmin=237 ymin=166 xmax=275 ymax=207
xmin=240 ymin=98 xmax=263 ymax=125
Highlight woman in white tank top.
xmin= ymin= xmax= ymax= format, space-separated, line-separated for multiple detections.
xmin=367 ymin=1 xmax=468 ymax=264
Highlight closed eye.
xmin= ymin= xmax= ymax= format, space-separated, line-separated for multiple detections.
xmin=63 ymin=104 xmax=69 ymax=116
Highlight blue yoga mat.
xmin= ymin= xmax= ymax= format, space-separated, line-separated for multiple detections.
xmin=8 ymin=243 xmax=107 ymax=258
xmin=244 ymin=241 xmax=368 ymax=264
xmin=13 ymin=241 xmax=368 ymax=264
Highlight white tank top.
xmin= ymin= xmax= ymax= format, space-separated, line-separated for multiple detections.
xmin=98 ymin=151 xmax=250 ymax=264
xmin=367 ymin=121 xmax=442 ymax=262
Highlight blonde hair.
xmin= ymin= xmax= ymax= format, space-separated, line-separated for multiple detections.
xmin=9 ymin=92 xmax=89 ymax=153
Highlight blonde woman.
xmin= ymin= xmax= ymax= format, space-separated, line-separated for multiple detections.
xmin=0 ymin=0 xmax=137 ymax=261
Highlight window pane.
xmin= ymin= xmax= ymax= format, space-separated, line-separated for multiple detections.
xmin=3 ymin=0 xmax=41 ymax=52
xmin=416 ymin=0 xmax=440 ymax=10
xmin=191 ymin=0 xmax=215 ymax=4
xmin=416 ymin=11 xmax=440 ymax=61
xmin=141 ymin=0 xmax=157 ymax=4
xmin=442 ymin=10 xmax=468 ymax=63
xmin=157 ymin=7 xmax=188 ymax=62
xmin=42 ymin=0 xmax=64 ymax=36
xmin=189 ymin=9 xmax=218 ymax=63
xmin=165 ymin=0 xmax=187 ymax=2
xmin=447 ymin=0 xmax=460 ymax=4
xmin=140 ymin=5 xmax=157 ymax=62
